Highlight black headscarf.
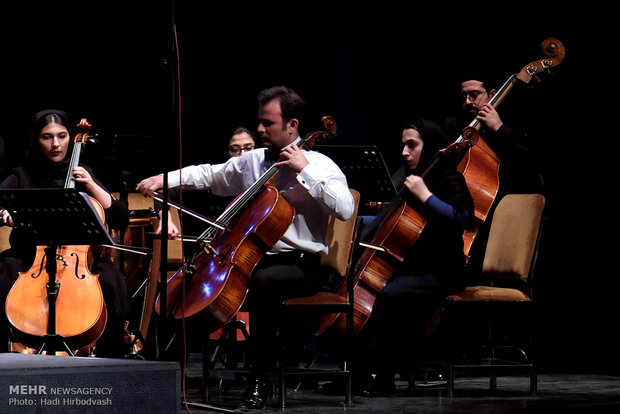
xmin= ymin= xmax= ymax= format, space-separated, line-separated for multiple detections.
xmin=363 ymin=119 xmax=459 ymax=242
xmin=18 ymin=109 xmax=77 ymax=188
xmin=404 ymin=118 xmax=452 ymax=176
xmin=390 ymin=118 xmax=453 ymax=191
xmin=364 ymin=119 xmax=474 ymax=280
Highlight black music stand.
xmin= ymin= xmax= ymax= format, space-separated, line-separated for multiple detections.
xmin=0 ymin=188 xmax=114 ymax=356
xmin=314 ymin=145 xmax=397 ymax=214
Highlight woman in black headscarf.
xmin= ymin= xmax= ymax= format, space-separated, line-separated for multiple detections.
xmin=352 ymin=118 xmax=474 ymax=395
xmin=0 ymin=109 xmax=130 ymax=357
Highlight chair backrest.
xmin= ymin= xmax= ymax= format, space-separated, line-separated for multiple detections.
xmin=482 ymin=193 xmax=545 ymax=283
xmin=111 ymin=192 xmax=184 ymax=263
xmin=0 ymin=226 xmax=11 ymax=253
xmin=320 ymin=189 xmax=361 ymax=277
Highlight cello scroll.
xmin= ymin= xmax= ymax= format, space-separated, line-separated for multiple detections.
xmin=301 ymin=115 xmax=337 ymax=149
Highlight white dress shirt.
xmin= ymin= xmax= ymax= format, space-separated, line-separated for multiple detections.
xmin=166 ymin=145 xmax=355 ymax=255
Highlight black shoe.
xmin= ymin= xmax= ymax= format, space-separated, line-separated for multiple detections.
xmin=238 ymin=378 xmax=268 ymax=410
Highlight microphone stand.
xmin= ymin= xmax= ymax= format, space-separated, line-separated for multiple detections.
xmin=156 ymin=0 xmax=180 ymax=361
xmin=158 ymin=2 xmax=235 ymax=413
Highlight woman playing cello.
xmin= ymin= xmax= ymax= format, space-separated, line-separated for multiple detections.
xmin=344 ymin=119 xmax=474 ymax=396
xmin=0 ymin=109 xmax=130 ymax=357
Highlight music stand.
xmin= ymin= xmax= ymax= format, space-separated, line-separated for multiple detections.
xmin=0 ymin=188 xmax=114 ymax=355
xmin=314 ymin=145 xmax=397 ymax=214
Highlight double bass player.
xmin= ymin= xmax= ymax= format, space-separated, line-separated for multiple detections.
xmin=137 ymin=86 xmax=355 ymax=410
xmin=441 ymin=70 xmax=545 ymax=278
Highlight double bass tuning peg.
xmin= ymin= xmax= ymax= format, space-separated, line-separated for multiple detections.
xmin=525 ymin=64 xmax=542 ymax=84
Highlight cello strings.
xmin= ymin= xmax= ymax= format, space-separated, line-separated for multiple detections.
xmin=195 ymin=162 xmax=281 ymax=243
xmin=193 ymin=134 xmax=307 ymax=245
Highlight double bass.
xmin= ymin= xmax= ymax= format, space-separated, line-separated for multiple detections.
xmin=459 ymin=37 xmax=566 ymax=260
xmin=155 ymin=116 xmax=337 ymax=331
xmin=319 ymin=37 xmax=566 ymax=336
xmin=5 ymin=119 xmax=108 ymax=353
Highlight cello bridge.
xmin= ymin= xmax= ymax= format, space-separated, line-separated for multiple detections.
xmin=56 ymin=253 xmax=68 ymax=266
xmin=200 ymin=241 xmax=219 ymax=258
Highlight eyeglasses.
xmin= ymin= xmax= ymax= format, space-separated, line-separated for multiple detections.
xmin=228 ymin=144 xmax=254 ymax=156
xmin=460 ymin=90 xmax=487 ymax=102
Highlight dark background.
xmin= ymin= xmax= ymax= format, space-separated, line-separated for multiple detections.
xmin=0 ymin=3 xmax=614 ymax=373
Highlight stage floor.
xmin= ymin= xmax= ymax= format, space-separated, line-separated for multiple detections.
xmin=182 ymin=370 xmax=620 ymax=413
xmin=2 ymin=351 xmax=618 ymax=413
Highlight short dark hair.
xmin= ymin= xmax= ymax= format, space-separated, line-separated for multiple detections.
xmin=457 ymin=70 xmax=495 ymax=91
xmin=257 ymin=86 xmax=305 ymax=125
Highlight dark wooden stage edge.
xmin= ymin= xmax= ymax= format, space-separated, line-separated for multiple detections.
xmin=0 ymin=353 xmax=180 ymax=413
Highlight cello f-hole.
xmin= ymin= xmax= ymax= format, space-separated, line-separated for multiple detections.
xmin=30 ymin=256 xmax=46 ymax=279
xmin=69 ymin=252 xmax=86 ymax=279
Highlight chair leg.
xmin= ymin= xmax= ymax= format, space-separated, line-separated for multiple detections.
xmin=530 ymin=344 xmax=537 ymax=396
xmin=279 ymin=368 xmax=287 ymax=409
xmin=201 ymin=341 xmax=210 ymax=402
xmin=447 ymin=353 xmax=454 ymax=397
xmin=488 ymin=321 xmax=496 ymax=392
xmin=530 ymin=331 xmax=537 ymax=396
xmin=345 ymin=307 xmax=353 ymax=405
xmin=490 ymin=373 xmax=497 ymax=392
xmin=278 ymin=324 xmax=287 ymax=408
xmin=345 ymin=364 xmax=352 ymax=405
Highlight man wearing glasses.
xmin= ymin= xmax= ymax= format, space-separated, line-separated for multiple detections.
xmin=441 ymin=70 xmax=545 ymax=278
xmin=442 ymin=70 xmax=544 ymax=196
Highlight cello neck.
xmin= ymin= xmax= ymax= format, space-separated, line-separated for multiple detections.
xmin=196 ymin=114 xmax=336 ymax=241
xmin=64 ymin=118 xmax=92 ymax=189
xmin=197 ymin=138 xmax=304 ymax=240
xmin=64 ymin=140 xmax=83 ymax=189
xmin=221 ymin=136 xmax=308 ymax=219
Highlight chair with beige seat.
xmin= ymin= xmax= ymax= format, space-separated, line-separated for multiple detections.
xmin=439 ymin=193 xmax=545 ymax=396
xmin=277 ymin=188 xmax=361 ymax=408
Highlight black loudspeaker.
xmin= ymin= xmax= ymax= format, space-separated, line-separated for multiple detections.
xmin=0 ymin=354 xmax=181 ymax=413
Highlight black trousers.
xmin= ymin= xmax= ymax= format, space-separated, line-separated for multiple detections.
xmin=244 ymin=250 xmax=322 ymax=380
xmin=356 ymin=272 xmax=448 ymax=380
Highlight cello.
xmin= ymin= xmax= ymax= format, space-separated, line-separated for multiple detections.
xmin=5 ymin=119 xmax=108 ymax=353
xmin=316 ymin=128 xmax=478 ymax=336
xmin=155 ymin=116 xmax=337 ymax=330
